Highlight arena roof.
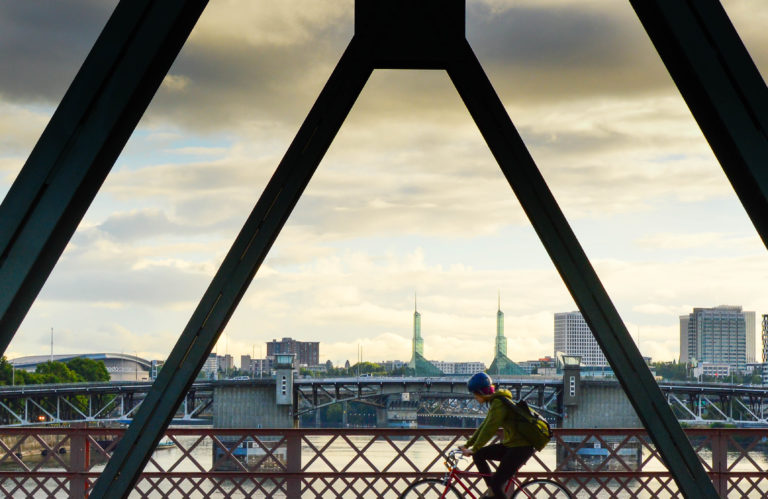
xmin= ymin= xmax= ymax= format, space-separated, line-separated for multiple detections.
xmin=9 ymin=353 xmax=152 ymax=369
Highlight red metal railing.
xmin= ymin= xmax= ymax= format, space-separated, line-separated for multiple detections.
xmin=0 ymin=427 xmax=765 ymax=497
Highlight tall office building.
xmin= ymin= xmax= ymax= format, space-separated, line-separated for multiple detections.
xmin=240 ymin=355 xmax=252 ymax=373
xmin=679 ymin=315 xmax=690 ymax=363
xmin=681 ymin=306 xmax=748 ymax=372
xmin=218 ymin=354 xmax=234 ymax=372
xmin=266 ymin=338 xmax=319 ymax=366
xmin=554 ymin=311 xmax=608 ymax=367
xmin=202 ymin=353 xmax=217 ymax=379
xmin=762 ymin=314 xmax=768 ymax=363
xmin=745 ymin=311 xmax=756 ymax=363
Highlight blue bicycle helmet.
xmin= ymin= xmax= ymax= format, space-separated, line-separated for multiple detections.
xmin=467 ymin=372 xmax=492 ymax=394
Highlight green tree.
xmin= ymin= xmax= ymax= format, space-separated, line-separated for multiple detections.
xmin=348 ymin=362 xmax=386 ymax=376
xmin=0 ymin=357 xmax=13 ymax=385
xmin=66 ymin=358 xmax=110 ymax=382
xmin=35 ymin=361 xmax=83 ymax=384
xmin=323 ymin=404 xmax=343 ymax=425
xmin=652 ymin=360 xmax=690 ymax=381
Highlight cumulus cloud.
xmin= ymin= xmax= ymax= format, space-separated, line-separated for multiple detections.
xmin=3 ymin=0 xmax=768 ymax=365
xmin=0 ymin=1 xmax=116 ymax=103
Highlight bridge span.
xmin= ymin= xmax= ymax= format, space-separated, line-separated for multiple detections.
xmin=2 ymin=377 xmax=767 ymax=428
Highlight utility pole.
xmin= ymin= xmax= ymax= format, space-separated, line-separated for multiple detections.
xmin=50 ymin=327 xmax=53 ymax=363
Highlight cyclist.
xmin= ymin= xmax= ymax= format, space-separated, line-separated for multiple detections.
xmin=460 ymin=372 xmax=535 ymax=499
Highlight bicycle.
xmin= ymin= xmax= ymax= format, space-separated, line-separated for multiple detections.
xmin=399 ymin=449 xmax=572 ymax=498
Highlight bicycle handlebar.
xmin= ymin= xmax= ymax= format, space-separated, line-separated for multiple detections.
xmin=446 ymin=448 xmax=467 ymax=466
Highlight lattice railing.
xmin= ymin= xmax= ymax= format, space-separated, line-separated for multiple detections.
xmin=0 ymin=427 xmax=765 ymax=497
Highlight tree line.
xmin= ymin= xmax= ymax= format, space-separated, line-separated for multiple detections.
xmin=0 ymin=357 xmax=110 ymax=385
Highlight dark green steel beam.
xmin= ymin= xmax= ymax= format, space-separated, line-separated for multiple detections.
xmin=0 ymin=0 xmax=208 ymax=353
xmin=630 ymin=0 xmax=768 ymax=249
xmin=88 ymin=39 xmax=373 ymax=498
xmin=446 ymin=40 xmax=719 ymax=498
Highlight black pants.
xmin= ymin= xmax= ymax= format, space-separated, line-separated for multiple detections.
xmin=473 ymin=444 xmax=535 ymax=498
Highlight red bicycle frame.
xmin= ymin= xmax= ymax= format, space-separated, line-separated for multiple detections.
xmin=438 ymin=450 xmax=534 ymax=499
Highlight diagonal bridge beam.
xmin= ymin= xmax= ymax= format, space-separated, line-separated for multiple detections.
xmin=0 ymin=0 xmax=208 ymax=352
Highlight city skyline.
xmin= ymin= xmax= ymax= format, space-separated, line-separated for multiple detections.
xmin=1 ymin=1 xmax=767 ymax=367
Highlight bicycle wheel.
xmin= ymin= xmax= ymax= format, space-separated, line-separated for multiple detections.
xmin=399 ymin=478 xmax=463 ymax=499
xmin=510 ymin=479 xmax=572 ymax=499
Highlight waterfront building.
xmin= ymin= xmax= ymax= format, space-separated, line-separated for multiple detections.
xmin=382 ymin=360 xmax=406 ymax=372
xmin=693 ymin=362 xmax=731 ymax=378
xmin=217 ymin=354 xmax=234 ymax=372
xmin=454 ymin=361 xmax=486 ymax=374
xmin=430 ymin=360 xmax=486 ymax=375
xmin=518 ymin=356 xmax=557 ymax=375
xmin=266 ymin=337 xmax=319 ymax=366
xmin=252 ymin=357 xmax=272 ymax=377
xmin=431 ymin=360 xmax=455 ymax=374
xmin=681 ymin=306 xmax=750 ymax=373
xmin=302 ymin=364 xmax=328 ymax=374
xmin=202 ymin=353 xmax=217 ymax=379
xmin=240 ymin=355 xmax=251 ymax=373
xmin=746 ymin=362 xmax=768 ymax=384
xmin=554 ymin=311 xmax=608 ymax=367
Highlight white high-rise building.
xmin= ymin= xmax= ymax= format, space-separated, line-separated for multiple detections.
xmin=554 ymin=311 xmax=608 ymax=367
xmin=202 ymin=353 xmax=218 ymax=379
xmin=681 ymin=306 xmax=749 ymax=373
xmin=745 ymin=311 xmax=756 ymax=363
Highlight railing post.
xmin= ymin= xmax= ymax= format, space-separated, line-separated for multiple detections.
xmin=70 ymin=424 xmax=88 ymax=499
xmin=286 ymin=431 xmax=301 ymax=497
xmin=710 ymin=429 xmax=727 ymax=497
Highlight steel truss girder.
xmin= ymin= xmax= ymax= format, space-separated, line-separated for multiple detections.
xmin=666 ymin=389 xmax=768 ymax=425
xmin=0 ymin=390 xmax=212 ymax=427
xmin=295 ymin=379 xmax=562 ymax=419
xmin=3 ymin=0 xmax=763 ymax=497
xmin=629 ymin=0 xmax=768 ymax=248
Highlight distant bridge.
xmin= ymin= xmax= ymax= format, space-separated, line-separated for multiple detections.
xmin=0 ymin=377 xmax=767 ymax=427
xmin=0 ymin=381 xmax=214 ymax=426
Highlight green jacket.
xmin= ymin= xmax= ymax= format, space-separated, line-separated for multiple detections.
xmin=465 ymin=389 xmax=532 ymax=452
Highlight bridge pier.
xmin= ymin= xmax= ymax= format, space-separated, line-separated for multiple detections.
xmin=213 ymin=381 xmax=292 ymax=428
xmin=561 ymin=380 xmax=641 ymax=429
xmin=375 ymin=407 xmax=388 ymax=427
xmin=69 ymin=424 xmax=89 ymax=499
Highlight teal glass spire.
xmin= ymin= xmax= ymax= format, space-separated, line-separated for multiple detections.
xmin=495 ymin=291 xmax=507 ymax=357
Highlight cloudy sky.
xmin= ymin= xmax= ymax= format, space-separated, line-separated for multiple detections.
xmin=1 ymin=0 xmax=767 ymax=367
